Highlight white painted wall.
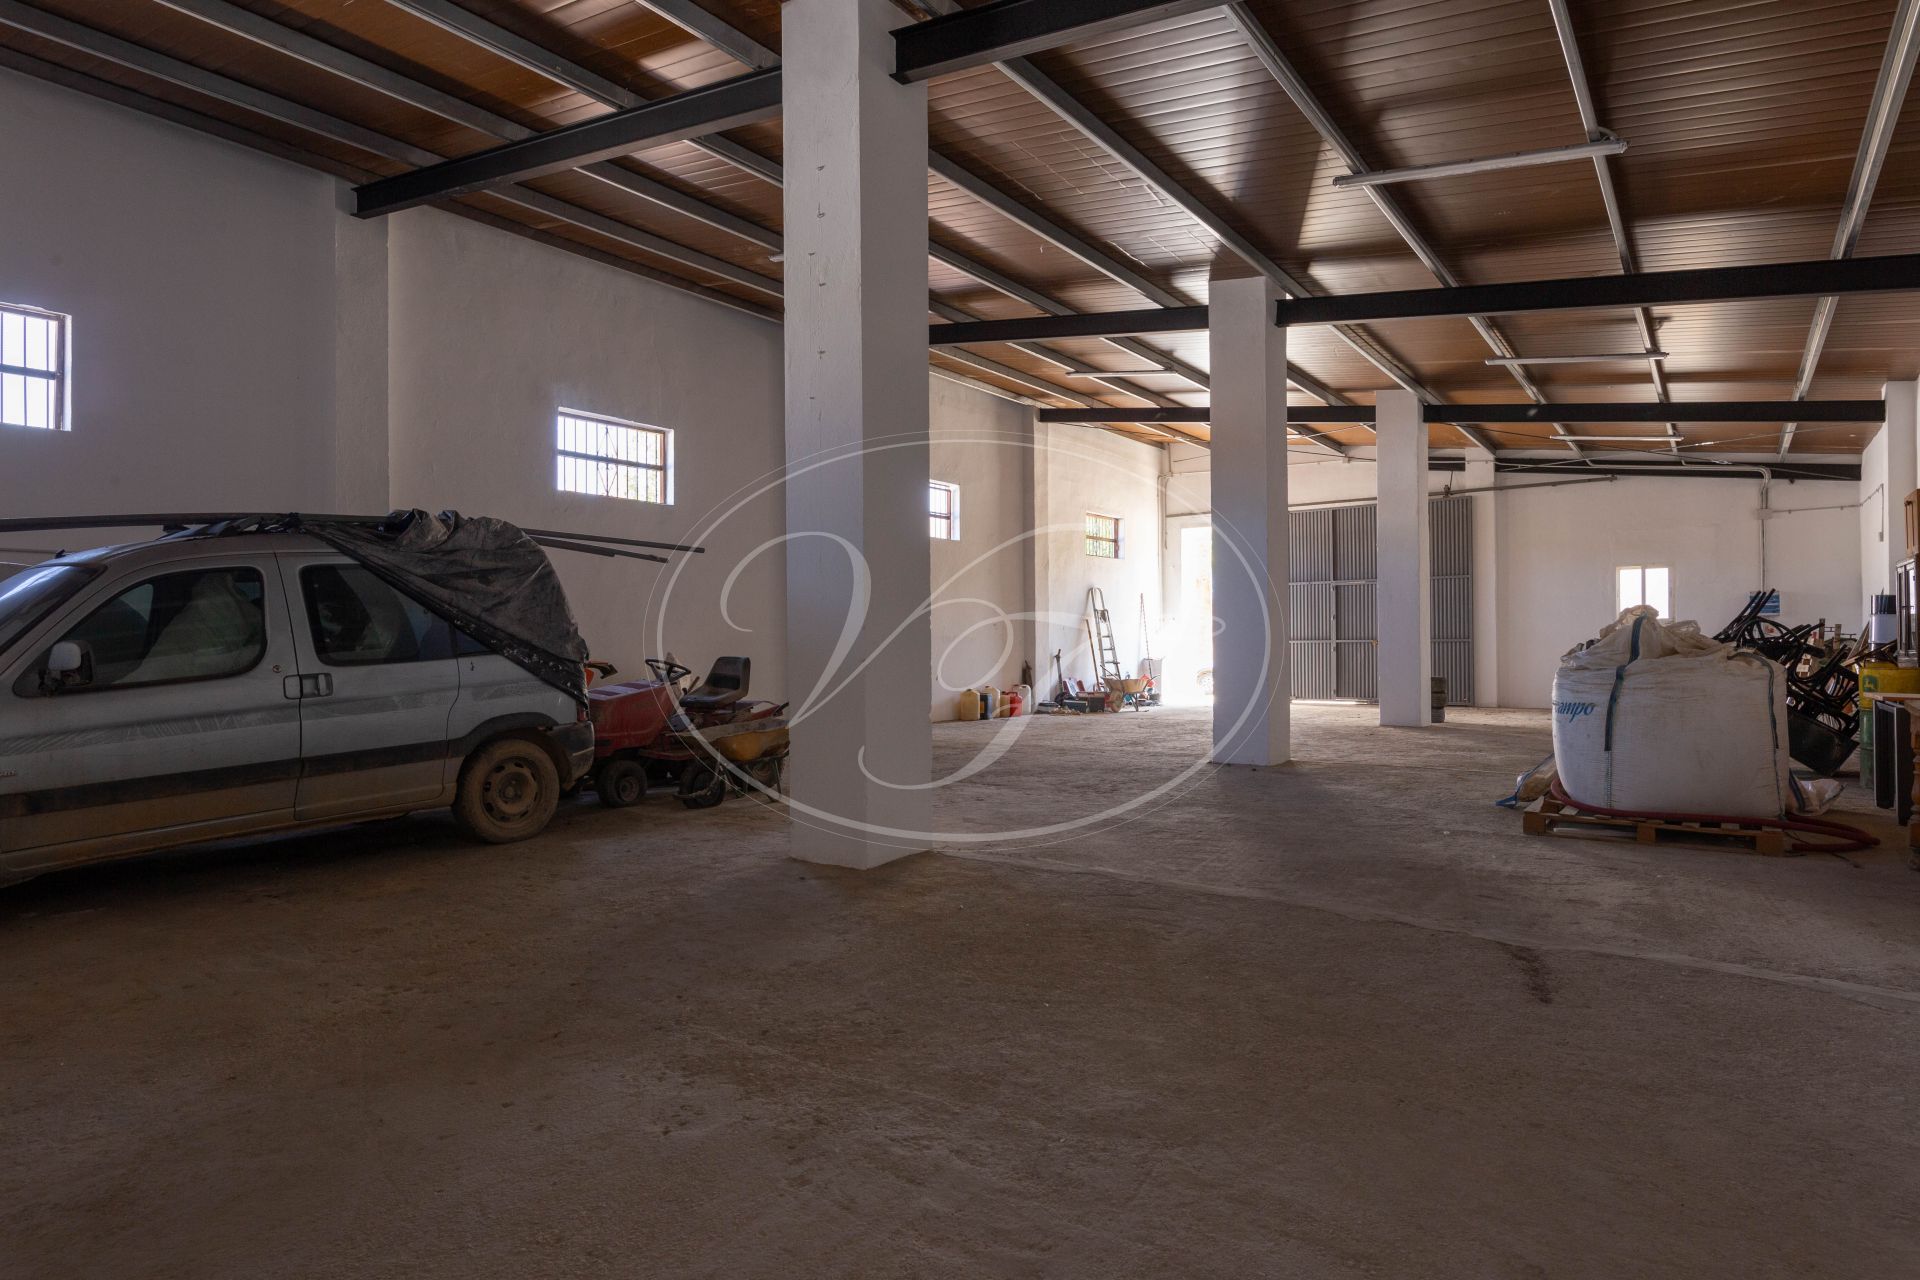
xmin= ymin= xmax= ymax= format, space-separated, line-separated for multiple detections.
xmin=385 ymin=210 xmax=789 ymax=688
xmin=1033 ymin=423 xmax=1165 ymax=697
xmin=0 ymin=69 xmax=344 ymax=552
xmin=1861 ymin=423 xmax=1893 ymax=599
xmin=0 ymin=69 xmax=1062 ymax=721
xmin=928 ymin=378 xmax=1033 ymax=718
xmin=1165 ymin=450 xmax=1501 ymax=706
xmin=1169 ymin=446 xmax=1861 ymax=711
xmin=1498 ymin=475 xmax=1860 ymax=707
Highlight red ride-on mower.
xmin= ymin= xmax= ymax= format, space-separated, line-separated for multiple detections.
xmin=585 ymin=657 xmax=787 ymax=809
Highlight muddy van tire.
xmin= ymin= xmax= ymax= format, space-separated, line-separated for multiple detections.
xmin=455 ymin=737 xmax=561 ymax=843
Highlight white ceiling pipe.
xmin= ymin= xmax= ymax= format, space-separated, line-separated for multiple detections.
xmin=1486 ymin=352 xmax=1667 ymax=366
xmin=1331 ymin=134 xmax=1628 ymax=190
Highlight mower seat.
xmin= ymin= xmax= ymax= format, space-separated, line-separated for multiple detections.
xmin=681 ymin=656 xmax=750 ymax=712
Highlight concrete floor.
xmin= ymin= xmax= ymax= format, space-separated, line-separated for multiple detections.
xmin=3 ymin=705 xmax=1918 ymax=1278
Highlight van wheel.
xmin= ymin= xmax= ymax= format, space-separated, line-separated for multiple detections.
xmin=455 ymin=738 xmax=560 ymax=843
xmin=595 ymin=757 xmax=647 ymax=809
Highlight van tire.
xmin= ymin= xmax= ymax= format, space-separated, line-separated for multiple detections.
xmin=455 ymin=737 xmax=560 ymax=843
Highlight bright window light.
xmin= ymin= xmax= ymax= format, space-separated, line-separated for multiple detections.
xmin=555 ymin=409 xmax=672 ymax=505
xmin=1617 ymin=565 xmax=1671 ymax=618
xmin=929 ymin=480 xmax=960 ymax=541
xmin=1085 ymin=512 xmax=1122 ymax=559
xmin=1 ymin=302 xmax=69 ymax=432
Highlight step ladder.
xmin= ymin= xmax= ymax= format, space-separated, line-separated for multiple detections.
xmin=1087 ymin=587 xmax=1125 ymax=687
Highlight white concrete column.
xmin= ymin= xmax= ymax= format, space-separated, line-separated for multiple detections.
xmin=1209 ymin=275 xmax=1289 ymax=765
xmin=1886 ymin=379 xmax=1919 ymax=595
xmin=782 ymin=0 xmax=930 ymax=867
xmin=1029 ymin=417 xmax=1058 ymax=698
xmin=1376 ymin=389 xmax=1431 ymax=726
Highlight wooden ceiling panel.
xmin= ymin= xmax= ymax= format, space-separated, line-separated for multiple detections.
xmin=518 ymin=167 xmax=783 ymax=283
xmin=459 ymin=185 xmax=774 ymax=310
xmin=25 ymin=0 xmax=501 ymax=155
xmin=4 ymin=0 xmax=1918 ymax=454
xmin=1020 ymin=9 xmax=1432 ymax=287
xmin=251 ymin=0 xmax=623 ymax=129
xmin=0 ymin=20 xmax=409 ymax=177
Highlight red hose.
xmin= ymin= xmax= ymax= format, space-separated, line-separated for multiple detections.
xmin=1546 ymin=778 xmax=1880 ymax=855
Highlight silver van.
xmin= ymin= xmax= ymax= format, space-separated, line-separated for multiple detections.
xmin=0 ymin=532 xmax=593 ymax=881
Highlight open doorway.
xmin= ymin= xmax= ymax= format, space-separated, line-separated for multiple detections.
xmin=1164 ymin=522 xmax=1214 ymax=705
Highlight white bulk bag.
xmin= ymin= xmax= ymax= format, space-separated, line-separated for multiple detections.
xmin=1551 ymin=607 xmax=1791 ymax=818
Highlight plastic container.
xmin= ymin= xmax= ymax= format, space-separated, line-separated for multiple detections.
xmin=1012 ymin=683 xmax=1033 ymax=714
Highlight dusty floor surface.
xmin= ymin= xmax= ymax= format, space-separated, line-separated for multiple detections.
xmin=3 ymin=705 xmax=1918 ymax=1279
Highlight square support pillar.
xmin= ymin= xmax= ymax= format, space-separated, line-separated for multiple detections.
xmin=1209 ymin=275 xmax=1289 ymax=765
xmin=1882 ymin=380 xmax=1919 ymax=597
xmin=1376 ymin=389 xmax=1431 ymax=726
xmin=782 ymin=0 xmax=931 ymax=867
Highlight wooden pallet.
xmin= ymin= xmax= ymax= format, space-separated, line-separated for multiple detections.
xmin=1522 ymin=795 xmax=1791 ymax=857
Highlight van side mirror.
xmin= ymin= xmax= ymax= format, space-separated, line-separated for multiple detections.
xmin=43 ymin=641 xmax=91 ymax=693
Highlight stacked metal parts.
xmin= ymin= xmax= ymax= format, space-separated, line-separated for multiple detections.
xmin=1714 ymin=589 xmax=1873 ymax=777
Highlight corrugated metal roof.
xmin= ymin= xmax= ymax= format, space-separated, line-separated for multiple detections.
xmin=0 ymin=0 xmax=1912 ymax=450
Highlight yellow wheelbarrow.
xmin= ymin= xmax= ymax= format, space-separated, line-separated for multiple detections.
xmin=675 ymin=717 xmax=790 ymax=809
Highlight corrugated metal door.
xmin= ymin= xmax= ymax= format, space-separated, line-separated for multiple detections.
xmin=1429 ymin=496 xmax=1475 ymax=706
xmin=1287 ymin=496 xmax=1473 ymax=705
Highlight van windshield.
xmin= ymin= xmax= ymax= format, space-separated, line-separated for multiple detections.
xmin=0 ymin=563 xmax=97 ymax=654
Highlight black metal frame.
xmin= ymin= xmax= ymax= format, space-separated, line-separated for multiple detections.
xmin=959 ymin=252 xmax=1920 ymax=343
xmin=1039 ymin=407 xmax=1212 ymax=424
xmin=353 ymin=68 xmax=783 ymax=217
xmin=1039 ymin=401 xmax=1886 ymax=426
xmin=933 ymin=307 xmax=1209 ymax=346
xmin=892 ymin=0 xmax=1219 ymax=83
xmin=1428 ymin=401 xmax=1885 ymax=424
xmin=1275 ymin=252 xmax=1920 ymax=326
xmin=1496 ymin=460 xmax=1861 ymax=482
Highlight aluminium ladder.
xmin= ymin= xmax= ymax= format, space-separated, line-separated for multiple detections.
xmin=1086 ymin=588 xmax=1125 ymax=688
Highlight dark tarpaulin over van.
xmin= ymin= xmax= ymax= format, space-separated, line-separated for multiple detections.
xmin=306 ymin=510 xmax=589 ymax=703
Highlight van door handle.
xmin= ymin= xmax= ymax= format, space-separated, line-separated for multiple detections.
xmin=283 ymin=674 xmax=333 ymax=699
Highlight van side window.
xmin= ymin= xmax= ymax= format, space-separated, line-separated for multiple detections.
xmin=301 ymin=564 xmax=453 ymax=666
xmin=49 ymin=567 xmax=266 ymax=690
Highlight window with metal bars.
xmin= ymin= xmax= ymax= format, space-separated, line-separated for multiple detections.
xmin=1 ymin=302 xmax=68 ymax=432
xmin=555 ymin=409 xmax=672 ymax=505
xmin=1085 ymin=512 xmax=1122 ymax=559
xmin=929 ymin=480 xmax=959 ymax=540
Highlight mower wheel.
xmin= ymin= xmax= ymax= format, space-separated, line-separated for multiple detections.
xmin=677 ymin=762 xmax=726 ymax=809
xmin=595 ymin=757 xmax=647 ymax=808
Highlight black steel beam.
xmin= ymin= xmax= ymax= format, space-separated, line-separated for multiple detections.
xmin=932 ymin=307 xmax=1209 ymax=345
xmin=353 ymin=68 xmax=782 ymax=216
xmin=1497 ymin=461 xmax=1862 ymax=483
xmin=1276 ymin=253 xmax=1920 ymax=326
xmin=1041 ymin=401 xmax=1885 ymax=425
xmin=1040 ymin=407 xmax=1209 ymax=424
xmin=1039 ymin=406 xmax=1376 ymax=425
xmin=1427 ymin=400 xmax=1886 ymax=424
xmin=893 ymin=0 xmax=1218 ymax=83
